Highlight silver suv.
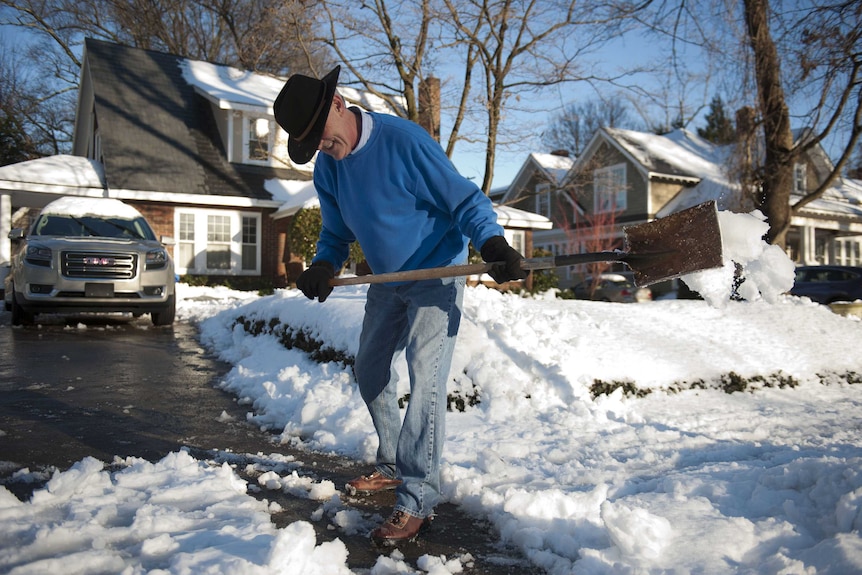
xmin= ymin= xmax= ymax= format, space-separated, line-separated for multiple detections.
xmin=4 ymin=196 xmax=176 ymax=326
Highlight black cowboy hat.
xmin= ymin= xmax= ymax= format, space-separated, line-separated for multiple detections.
xmin=273 ymin=65 xmax=341 ymax=165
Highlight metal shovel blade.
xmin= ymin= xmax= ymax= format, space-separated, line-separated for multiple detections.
xmin=622 ymin=200 xmax=724 ymax=286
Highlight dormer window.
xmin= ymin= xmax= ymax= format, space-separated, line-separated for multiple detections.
xmin=242 ymin=114 xmax=291 ymax=166
xmin=246 ymin=116 xmax=273 ymax=163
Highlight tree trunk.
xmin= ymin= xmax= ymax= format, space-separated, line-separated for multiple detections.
xmin=743 ymin=0 xmax=795 ymax=247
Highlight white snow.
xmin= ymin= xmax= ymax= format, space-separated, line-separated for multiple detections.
xmin=2 ymin=208 xmax=862 ymax=574
xmin=180 ymin=59 xmax=397 ymax=117
xmin=39 ymin=196 xmax=144 ymax=219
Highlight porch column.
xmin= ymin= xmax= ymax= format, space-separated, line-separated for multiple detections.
xmin=0 ymin=193 xmax=10 ymax=287
xmin=802 ymin=224 xmax=817 ymax=264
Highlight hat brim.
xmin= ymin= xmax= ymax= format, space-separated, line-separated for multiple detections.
xmin=288 ymin=66 xmax=341 ymax=165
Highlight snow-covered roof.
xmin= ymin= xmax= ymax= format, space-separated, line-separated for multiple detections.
xmin=499 ymin=152 xmax=576 ymax=204
xmin=605 ymin=127 xmax=727 ymax=183
xmin=598 ymin=127 xmax=862 ymax=220
xmin=0 ymin=155 xmax=106 ymax=193
xmin=269 ymin=180 xmax=319 ymax=219
xmin=530 ymin=152 xmax=574 ymax=185
xmin=181 ymin=60 xmax=397 ymax=116
xmin=493 ymin=203 xmax=553 ymax=230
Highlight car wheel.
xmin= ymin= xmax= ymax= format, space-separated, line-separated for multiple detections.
xmin=10 ymin=286 xmax=35 ymax=326
xmin=151 ymin=294 xmax=176 ymax=326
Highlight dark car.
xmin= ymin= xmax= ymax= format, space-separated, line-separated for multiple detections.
xmin=789 ymin=265 xmax=862 ymax=304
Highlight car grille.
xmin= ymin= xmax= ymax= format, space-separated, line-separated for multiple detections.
xmin=61 ymin=251 xmax=138 ymax=280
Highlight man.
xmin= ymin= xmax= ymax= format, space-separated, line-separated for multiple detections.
xmin=273 ymin=65 xmax=526 ymax=545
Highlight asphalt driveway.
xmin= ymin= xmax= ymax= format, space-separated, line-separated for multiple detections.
xmin=0 ymin=310 xmax=541 ymax=574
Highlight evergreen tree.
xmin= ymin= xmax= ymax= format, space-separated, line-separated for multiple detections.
xmin=0 ymin=111 xmax=40 ymax=166
xmin=698 ymin=95 xmax=736 ymax=145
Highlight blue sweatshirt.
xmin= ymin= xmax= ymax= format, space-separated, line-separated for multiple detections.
xmin=312 ymin=112 xmax=503 ymax=275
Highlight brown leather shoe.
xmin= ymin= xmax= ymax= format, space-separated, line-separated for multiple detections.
xmin=345 ymin=470 xmax=402 ymax=495
xmin=371 ymin=510 xmax=432 ymax=545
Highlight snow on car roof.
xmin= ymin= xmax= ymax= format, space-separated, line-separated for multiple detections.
xmin=41 ymin=196 xmax=143 ymax=219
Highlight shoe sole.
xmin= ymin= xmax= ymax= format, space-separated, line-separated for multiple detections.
xmin=370 ymin=518 xmax=432 ymax=547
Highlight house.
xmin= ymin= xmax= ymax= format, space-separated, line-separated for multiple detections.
xmin=502 ymin=126 xmax=862 ymax=288
xmin=0 ymin=38 xmax=548 ymax=292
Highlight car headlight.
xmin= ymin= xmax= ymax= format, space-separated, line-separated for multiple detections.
xmin=25 ymin=245 xmax=52 ymax=266
xmin=146 ymin=248 xmax=169 ymax=270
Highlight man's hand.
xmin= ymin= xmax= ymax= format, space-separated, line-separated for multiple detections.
xmin=296 ymin=261 xmax=335 ymax=302
xmin=480 ymin=236 xmax=528 ymax=284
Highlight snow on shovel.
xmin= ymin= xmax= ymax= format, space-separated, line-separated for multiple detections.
xmin=330 ymin=200 xmax=723 ymax=288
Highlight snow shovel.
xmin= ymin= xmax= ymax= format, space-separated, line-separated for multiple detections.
xmin=329 ymin=200 xmax=723 ymax=288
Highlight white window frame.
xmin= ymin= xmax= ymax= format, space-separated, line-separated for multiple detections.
xmin=506 ymin=229 xmax=527 ymax=256
xmin=535 ymin=183 xmax=552 ymax=219
xmin=173 ymin=208 xmax=261 ymax=275
xmin=243 ymin=115 xmax=277 ymax=165
xmin=593 ymin=163 xmax=627 ymax=213
xmin=794 ymin=162 xmax=808 ymax=194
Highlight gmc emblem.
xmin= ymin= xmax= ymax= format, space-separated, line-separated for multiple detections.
xmin=84 ymin=257 xmax=115 ymax=266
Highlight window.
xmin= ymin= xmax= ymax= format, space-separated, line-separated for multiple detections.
xmin=535 ymin=183 xmax=551 ymax=218
xmin=207 ymin=215 xmax=231 ymax=270
xmin=794 ymin=163 xmax=807 ymax=194
xmin=244 ymin=114 xmax=291 ymax=166
xmin=593 ymin=164 xmax=627 ymax=213
xmin=174 ymin=209 xmax=261 ymax=275
xmin=835 ymin=238 xmax=862 ymax=266
xmin=246 ymin=116 xmax=273 ymax=163
xmin=242 ymin=216 xmax=258 ymax=271
xmin=178 ymin=213 xmax=195 ymax=269
xmin=507 ymin=230 xmax=526 ymax=256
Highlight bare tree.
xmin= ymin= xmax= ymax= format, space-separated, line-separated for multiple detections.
xmin=848 ymin=140 xmax=862 ymax=179
xmin=543 ymin=97 xmax=637 ymax=156
xmin=742 ymin=0 xmax=794 ymax=245
xmin=309 ymin=0 xmax=650 ymax=194
xmin=0 ymin=0 xmax=325 ymax=154
xmin=771 ymin=0 xmax=862 ymax=245
xmin=441 ymin=0 xmax=651 ymax=192
xmin=640 ymin=0 xmax=862 ymax=247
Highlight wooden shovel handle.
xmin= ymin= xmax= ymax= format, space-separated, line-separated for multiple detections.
xmin=329 ymin=252 xmax=626 ymax=287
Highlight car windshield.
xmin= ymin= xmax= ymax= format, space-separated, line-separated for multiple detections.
xmin=32 ymin=214 xmax=156 ymax=241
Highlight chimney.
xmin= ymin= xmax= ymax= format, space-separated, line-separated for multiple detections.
xmin=418 ymin=76 xmax=441 ymax=142
xmin=550 ymin=149 xmax=570 ymax=157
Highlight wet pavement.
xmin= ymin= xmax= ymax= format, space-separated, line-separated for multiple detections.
xmin=0 ymin=311 xmax=542 ymax=574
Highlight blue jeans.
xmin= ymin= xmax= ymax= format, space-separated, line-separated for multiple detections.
xmin=354 ymin=276 xmax=465 ymax=519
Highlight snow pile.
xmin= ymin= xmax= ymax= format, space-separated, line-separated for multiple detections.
xmin=0 ymin=451 xmax=352 ymax=574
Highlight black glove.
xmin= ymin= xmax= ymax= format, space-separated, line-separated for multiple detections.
xmin=480 ymin=236 xmax=528 ymax=284
xmin=296 ymin=261 xmax=335 ymax=302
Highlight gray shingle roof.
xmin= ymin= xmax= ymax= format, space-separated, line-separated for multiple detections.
xmin=85 ymin=38 xmax=304 ymax=200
